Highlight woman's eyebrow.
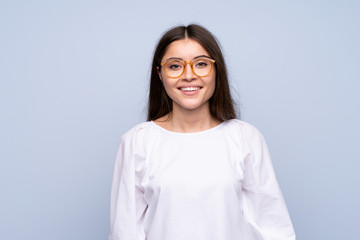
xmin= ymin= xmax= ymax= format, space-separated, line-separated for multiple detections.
xmin=164 ymin=57 xmax=183 ymax=61
xmin=193 ymin=55 xmax=211 ymax=60
xmin=164 ymin=55 xmax=212 ymax=62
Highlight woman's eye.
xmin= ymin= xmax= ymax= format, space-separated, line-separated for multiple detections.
xmin=169 ymin=64 xmax=182 ymax=70
xmin=195 ymin=61 xmax=208 ymax=68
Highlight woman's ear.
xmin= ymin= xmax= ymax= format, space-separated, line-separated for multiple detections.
xmin=157 ymin=67 xmax=163 ymax=81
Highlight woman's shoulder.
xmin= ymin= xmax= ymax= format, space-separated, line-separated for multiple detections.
xmin=225 ymin=119 xmax=261 ymax=133
xmin=120 ymin=121 xmax=155 ymax=143
xmin=115 ymin=122 xmax=155 ymax=158
xmin=224 ymin=119 xmax=266 ymax=141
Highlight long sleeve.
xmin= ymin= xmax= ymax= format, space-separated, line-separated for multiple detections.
xmin=108 ymin=129 xmax=148 ymax=240
xmin=241 ymin=126 xmax=296 ymax=240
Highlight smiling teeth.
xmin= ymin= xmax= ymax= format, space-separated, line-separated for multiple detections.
xmin=181 ymin=87 xmax=200 ymax=91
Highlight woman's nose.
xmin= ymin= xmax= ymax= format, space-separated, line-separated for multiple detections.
xmin=182 ymin=63 xmax=195 ymax=81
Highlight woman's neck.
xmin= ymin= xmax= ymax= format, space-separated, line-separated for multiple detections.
xmin=155 ymin=104 xmax=222 ymax=133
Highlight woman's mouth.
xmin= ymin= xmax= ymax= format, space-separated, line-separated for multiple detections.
xmin=179 ymin=87 xmax=201 ymax=92
xmin=178 ymin=86 xmax=202 ymax=96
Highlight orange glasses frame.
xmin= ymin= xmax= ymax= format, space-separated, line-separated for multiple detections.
xmin=159 ymin=58 xmax=216 ymax=79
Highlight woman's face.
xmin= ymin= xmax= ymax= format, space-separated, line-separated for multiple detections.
xmin=159 ymin=39 xmax=216 ymax=113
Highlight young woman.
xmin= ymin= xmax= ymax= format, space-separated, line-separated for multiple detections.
xmin=108 ymin=24 xmax=295 ymax=240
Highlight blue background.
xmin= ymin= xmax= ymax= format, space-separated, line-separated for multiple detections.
xmin=1 ymin=0 xmax=359 ymax=239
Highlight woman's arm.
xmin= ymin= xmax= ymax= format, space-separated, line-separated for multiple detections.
xmin=242 ymin=126 xmax=296 ymax=240
xmin=108 ymin=131 xmax=148 ymax=240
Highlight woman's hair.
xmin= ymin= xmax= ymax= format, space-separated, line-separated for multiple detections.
xmin=147 ymin=24 xmax=237 ymax=121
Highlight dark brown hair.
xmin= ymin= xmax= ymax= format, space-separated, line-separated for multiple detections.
xmin=147 ymin=24 xmax=237 ymax=121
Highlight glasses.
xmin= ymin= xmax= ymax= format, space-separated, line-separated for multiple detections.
xmin=160 ymin=57 xmax=215 ymax=78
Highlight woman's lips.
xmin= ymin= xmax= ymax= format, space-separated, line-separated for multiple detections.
xmin=178 ymin=86 xmax=202 ymax=95
xmin=180 ymin=86 xmax=201 ymax=91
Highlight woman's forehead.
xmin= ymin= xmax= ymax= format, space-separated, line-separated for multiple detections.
xmin=162 ymin=39 xmax=209 ymax=60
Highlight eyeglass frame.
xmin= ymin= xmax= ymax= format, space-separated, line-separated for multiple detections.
xmin=158 ymin=56 xmax=216 ymax=79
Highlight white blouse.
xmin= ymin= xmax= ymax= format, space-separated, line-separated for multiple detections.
xmin=108 ymin=119 xmax=295 ymax=240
